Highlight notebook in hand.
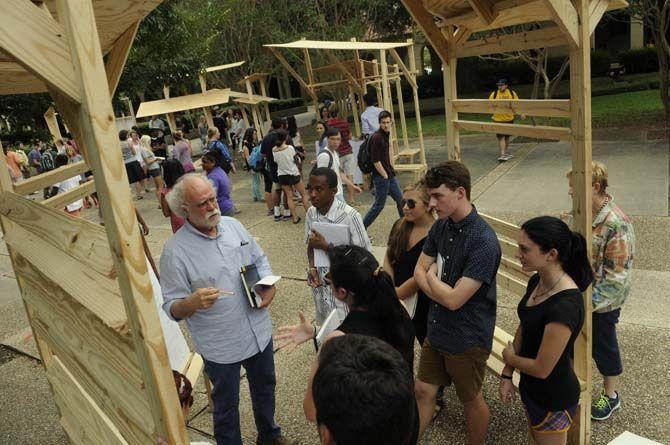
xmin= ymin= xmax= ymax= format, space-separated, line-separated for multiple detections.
xmin=314 ymin=309 xmax=341 ymax=351
xmin=240 ymin=264 xmax=281 ymax=308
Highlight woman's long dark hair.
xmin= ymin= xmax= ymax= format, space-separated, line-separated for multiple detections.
xmin=202 ymin=150 xmax=224 ymax=170
xmin=163 ymin=159 xmax=185 ymax=188
xmin=328 ymin=245 xmax=412 ymax=353
xmin=317 ymin=120 xmax=329 ymax=145
xmin=286 ymin=116 xmax=298 ymax=138
xmin=521 ymin=216 xmax=594 ymax=291
xmin=243 ymin=127 xmax=256 ymax=145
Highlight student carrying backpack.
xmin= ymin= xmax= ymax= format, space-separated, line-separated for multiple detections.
xmin=357 ymin=135 xmax=374 ymax=174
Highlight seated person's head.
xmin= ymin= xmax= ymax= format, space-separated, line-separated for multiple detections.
xmin=313 ymin=334 xmax=417 ymax=445
xmin=172 ymin=371 xmax=193 ymax=420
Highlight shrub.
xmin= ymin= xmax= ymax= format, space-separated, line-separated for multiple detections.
xmin=591 ymin=50 xmax=612 ymax=77
xmin=0 ymin=128 xmax=53 ymax=145
xmin=618 ymin=48 xmax=659 ymax=74
xmin=268 ymin=97 xmax=305 ymax=112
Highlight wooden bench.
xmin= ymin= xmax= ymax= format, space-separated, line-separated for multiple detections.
xmin=394 ymin=163 xmax=427 ymax=182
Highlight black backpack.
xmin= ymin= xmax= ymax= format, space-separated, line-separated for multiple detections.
xmin=357 ymin=135 xmax=374 ymax=174
xmin=40 ymin=151 xmax=55 ymax=172
xmin=311 ymin=149 xmax=333 ymax=175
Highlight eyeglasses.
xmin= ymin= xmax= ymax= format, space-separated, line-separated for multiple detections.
xmin=401 ymin=199 xmax=417 ymax=209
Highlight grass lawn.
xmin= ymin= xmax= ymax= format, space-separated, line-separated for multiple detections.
xmin=402 ymin=89 xmax=666 ymax=138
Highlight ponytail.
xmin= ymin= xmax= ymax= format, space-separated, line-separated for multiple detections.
xmin=521 ymin=216 xmax=594 ymax=292
xmin=329 ymin=246 xmax=412 ymax=353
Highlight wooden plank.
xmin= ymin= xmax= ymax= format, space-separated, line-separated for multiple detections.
xmin=499 ymin=256 xmax=533 ymax=282
xmin=498 ymin=237 xmax=519 ymax=258
xmin=136 ymin=89 xmax=231 ymax=118
xmin=0 ymin=0 xmax=81 ymax=103
xmin=44 ymin=107 xmax=63 ymax=143
xmin=42 ymin=180 xmax=95 ymax=210
xmin=268 ymin=47 xmax=318 ymax=101
xmin=455 ymin=26 xmax=567 ymax=58
xmin=444 ymin=52 xmax=460 ymax=160
xmin=488 ymin=326 xmax=520 ymax=387
xmin=589 ymin=0 xmax=610 ymax=35
xmin=106 ymin=21 xmax=141 ymax=97
xmin=55 ymin=1 xmax=188 ymax=441
xmin=46 ymin=357 xmax=128 ymax=445
xmin=265 ymin=40 xmax=413 ymax=51
xmin=544 ymin=0 xmax=580 ymax=47
xmin=4 ymin=224 xmax=127 ymax=332
xmin=467 ymin=0 xmax=498 ymax=24
xmin=453 ymin=99 xmax=571 ymax=117
xmin=453 ymin=26 xmax=473 ymax=45
xmin=480 ymin=212 xmax=521 ymax=240
xmin=401 ymin=0 xmax=450 ymax=64
xmin=568 ymin=0 xmax=593 ymax=442
xmin=13 ymin=161 xmax=88 ymax=196
xmin=453 ymin=119 xmax=572 ymax=141
xmin=324 ymin=49 xmax=365 ymax=93
xmin=497 ymin=269 xmax=528 ymax=296
xmin=389 ymin=49 xmax=418 ymax=90
xmin=439 ymin=0 xmax=553 ymax=32
xmin=406 ymin=41 xmax=427 ymax=167
xmin=0 ymin=191 xmax=115 ymax=278
xmin=204 ymin=61 xmax=245 ymax=73
xmin=23 ymin=292 xmax=152 ymax=444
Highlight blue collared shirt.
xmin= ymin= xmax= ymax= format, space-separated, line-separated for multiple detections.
xmin=160 ymin=218 xmax=272 ymax=364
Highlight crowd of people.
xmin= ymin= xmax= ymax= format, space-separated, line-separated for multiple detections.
xmin=155 ymin=93 xmax=634 ymax=445
xmin=5 ymin=94 xmax=634 ymax=445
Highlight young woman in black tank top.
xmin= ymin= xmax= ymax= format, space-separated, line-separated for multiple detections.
xmin=384 ymin=181 xmax=435 ymax=345
xmin=500 ymin=216 xmax=593 ymax=445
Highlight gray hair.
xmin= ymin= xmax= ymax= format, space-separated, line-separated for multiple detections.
xmin=165 ymin=173 xmax=215 ymax=219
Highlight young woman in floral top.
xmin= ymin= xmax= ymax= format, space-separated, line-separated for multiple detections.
xmin=564 ymin=161 xmax=635 ymax=421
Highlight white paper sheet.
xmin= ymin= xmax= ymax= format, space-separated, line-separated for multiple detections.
xmin=316 ymin=309 xmax=341 ymax=348
xmin=312 ymin=222 xmax=350 ymax=268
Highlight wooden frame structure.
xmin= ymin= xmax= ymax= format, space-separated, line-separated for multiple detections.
xmin=234 ymin=73 xmax=277 ymax=137
xmin=401 ymin=0 xmax=627 ymax=443
xmin=265 ymin=39 xmax=428 ymax=180
xmin=0 ymin=1 xmax=191 ymax=443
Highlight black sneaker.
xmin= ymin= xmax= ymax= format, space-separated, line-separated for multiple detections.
xmin=591 ymin=390 xmax=621 ymax=420
xmin=274 ymin=214 xmax=281 ymax=222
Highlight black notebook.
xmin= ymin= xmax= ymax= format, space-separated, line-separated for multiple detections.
xmin=240 ymin=264 xmax=263 ymax=308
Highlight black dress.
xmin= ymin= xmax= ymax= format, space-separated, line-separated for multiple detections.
xmin=392 ymin=237 xmax=430 ymax=345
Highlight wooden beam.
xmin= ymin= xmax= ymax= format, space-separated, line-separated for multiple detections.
xmin=46 ymin=357 xmax=128 ymax=444
xmin=303 ymin=47 xmax=319 ymax=120
xmin=589 ymin=0 xmax=610 ymax=35
xmin=106 ymin=21 xmax=140 ymax=97
xmin=497 ymin=269 xmax=528 ymax=296
xmin=43 ymin=106 xmax=63 ymax=143
xmin=567 ymin=0 xmax=593 ymax=442
xmin=453 ymin=27 xmax=473 ymax=45
xmin=453 ymin=99 xmax=571 ymax=117
xmin=42 ymin=180 xmax=95 ymax=210
xmin=543 ymin=0 xmax=580 ymax=47
xmin=389 ymin=49 xmax=418 ymax=90
xmin=439 ymin=0 xmax=553 ymax=32
xmin=467 ymin=0 xmax=498 ymax=24
xmin=444 ymin=30 xmax=460 ymax=161
xmin=324 ymin=49 xmax=365 ymax=93
xmin=0 ymin=0 xmax=81 ymax=104
xmin=268 ymin=47 xmax=318 ymax=101
xmin=5 ymin=223 xmax=127 ymax=333
xmin=13 ymin=160 xmax=88 ymax=196
xmin=453 ymin=119 xmax=572 ymax=141
xmin=480 ymin=212 xmax=521 ymax=240
xmin=402 ymin=0 xmax=450 ymax=64
xmin=455 ymin=27 xmax=567 ymax=58
xmin=0 ymin=191 xmax=116 ymax=278
xmin=406 ymin=41 xmax=426 ymax=167
xmin=54 ymin=0 xmax=187 ymax=442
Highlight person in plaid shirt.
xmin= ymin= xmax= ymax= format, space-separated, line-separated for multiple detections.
xmin=565 ymin=161 xmax=635 ymax=421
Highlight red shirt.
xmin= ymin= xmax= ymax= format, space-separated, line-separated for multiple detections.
xmin=327 ymin=118 xmax=352 ymax=156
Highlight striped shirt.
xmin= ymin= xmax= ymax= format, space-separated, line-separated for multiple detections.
xmin=592 ymin=195 xmax=635 ymax=311
xmin=305 ymin=199 xmax=371 ymax=323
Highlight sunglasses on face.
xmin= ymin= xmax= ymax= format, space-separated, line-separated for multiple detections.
xmin=402 ymin=199 xmax=417 ymax=209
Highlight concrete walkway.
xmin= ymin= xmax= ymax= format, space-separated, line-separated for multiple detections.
xmin=1 ymin=132 xmax=669 ymax=444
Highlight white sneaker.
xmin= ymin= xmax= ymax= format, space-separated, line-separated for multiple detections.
xmin=498 ymin=155 xmax=508 ymax=162
xmin=504 ymin=153 xmax=515 ymax=160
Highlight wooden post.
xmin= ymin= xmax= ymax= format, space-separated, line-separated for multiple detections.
xmin=371 ymin=59 xmax=383 ymax=110
xmin=567 ymin=0 xmax=593 ymax=444
xmin=408 ymin=40 xmax=426 ymax=166
xmin=162 ymin=85 xmax=177 ymax=135
xmin=394 ymin=64 xmax=410 ymax=157
xmin=349 ymin=83 xmax=361 ymax=138
xmin=198 ymin=73 xmax=214 ymax=128
xmin=303 ymin=48 xmax=319 ymax=120
xmin=444 ymin=58 xmax=460 ymax=161
xmin=123 ymin=97 xmax=135 ymax=119
xmin=259 ymin=76 xmax=272 ymax=122
xmin=54 ymin=0 xmax=188 ymax=441
xmin=44 ymin=106 xmax=63 ymax=142
xmin=379 ymin=50 xmax=399 ymax=164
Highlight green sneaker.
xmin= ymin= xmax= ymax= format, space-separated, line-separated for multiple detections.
xmin=591 ymin=390 xmax=621 ymax=420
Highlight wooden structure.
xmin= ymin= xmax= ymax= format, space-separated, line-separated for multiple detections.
xmin=234 ymin=73 xmax=276 ymax=137
xmin=0 ymin=0 xmax=191 ymax=443
xmin=198 ymin=60 xmax=245 ymax=129
xmin=401 ymin=0 xmax=627 ymax=443
xmin=265 ymin=39 xmax=428 ymax=180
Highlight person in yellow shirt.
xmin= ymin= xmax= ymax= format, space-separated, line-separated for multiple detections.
xmin=489 ymin=79 xmax=524 ymax=162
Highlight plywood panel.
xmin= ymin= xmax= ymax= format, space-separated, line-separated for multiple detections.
xmin=136 ymin=88 xmax=231 ymax=118
xmin=46 ymin=356 xmax=128 ymax=445
xmin=12 ymin=161 xmax=89 ymax=195
xmin=21 ymin=279 xmax=153 ymax=444
xmin=0 ymin=191 xmax=115 ymax=278
xmin=4 ymin=224 xmax=127 ymax=332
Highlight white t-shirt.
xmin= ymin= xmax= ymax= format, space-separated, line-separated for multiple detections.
xmin=54 ymin=176 xmax=84 ymax=212
xmin=273 ymin=145 xmax=299 ymax=177
xmin=317 ymin=149 xmax=342 ymax=197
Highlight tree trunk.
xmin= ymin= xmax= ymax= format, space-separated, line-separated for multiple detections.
xmin=548 ymin=58 xmax=571 ymax=99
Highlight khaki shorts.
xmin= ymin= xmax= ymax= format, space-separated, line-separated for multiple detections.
xmin=339 ymin=153 xmax=355 ymax=177
xmin=417 ymin=340 xmax=490 ymax=403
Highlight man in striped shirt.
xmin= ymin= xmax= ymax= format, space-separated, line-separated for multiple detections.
xmin=305 ymin=167 xmax=371 ymax=324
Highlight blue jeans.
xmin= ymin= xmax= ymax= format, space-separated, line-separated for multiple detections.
xmin=363 ymin=175 xmax=403 ymax=228
xmin=203 ymin=340 xmax=281 ymax=445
